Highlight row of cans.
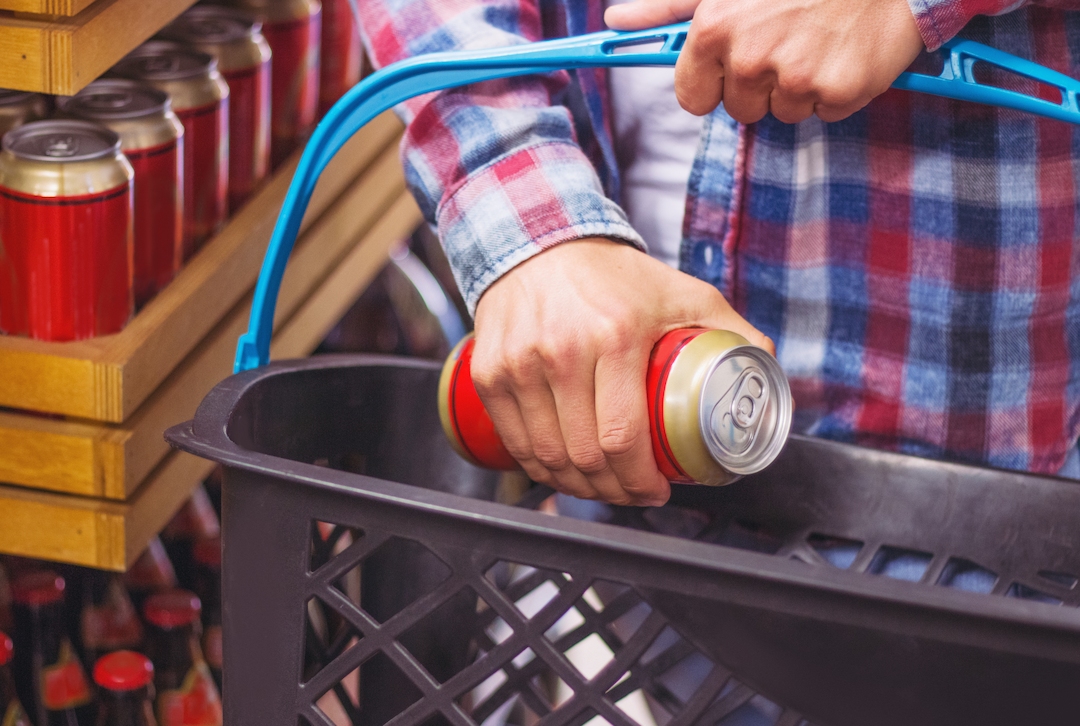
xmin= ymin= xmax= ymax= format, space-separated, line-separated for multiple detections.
xmin=0 ymin=0 xmax=362 ymax=342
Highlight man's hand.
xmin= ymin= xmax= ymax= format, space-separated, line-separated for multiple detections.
xmin=605 ymin=0 xmax=925 ymax=123
xmin=471 ymin=238 xmax=773 ymax=506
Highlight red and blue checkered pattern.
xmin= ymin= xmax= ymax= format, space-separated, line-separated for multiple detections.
xmin=358 ymin=0 xmax=1080 ymax=474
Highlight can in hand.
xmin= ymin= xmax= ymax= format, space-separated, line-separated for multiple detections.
xmin=0 ymin=89 xmax=51 ymax=138
xmin=112 ymin=41 xmax=230 ymax=260
xmin=225 ymin=0 xmax=321 ymax=168
xmin=160 ymin=6 xmax=272 ymax=213
xmin=438 ymin=329 xmax=793 ymax=486
xmin=60 ymin=79 xmax=185 ymax=308
xmin=0 ymin=120 xmax=134 ymax=341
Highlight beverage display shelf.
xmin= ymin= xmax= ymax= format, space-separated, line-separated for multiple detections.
xmin=0 ymin=111 xmax=402 ymax=423
xmin=0 ymin=0 xmax=196 ymax=94
xmin=0 ymin=189 xmax=420 ymax=569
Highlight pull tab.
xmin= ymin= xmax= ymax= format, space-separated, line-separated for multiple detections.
xmin=708 ymin=366 xmax=769 ymax=456
xmin=44 ymin=135 xmax=79 ymax=157
xmin=142 ymin=56 xmax=180 ymax=75
xmin=85 ymin=91 xmax=133 ymax=110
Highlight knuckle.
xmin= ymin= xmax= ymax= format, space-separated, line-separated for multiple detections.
xmin=598 ymin=418 xmax=644 ymax=458
xmin=533 ymin=445 xmax=573 ymax=472
xmin=567 ymin=444 xmax=609 ymax=476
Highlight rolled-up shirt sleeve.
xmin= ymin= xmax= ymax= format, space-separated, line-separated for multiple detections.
xmin=358 ymin=0 xmax=644 ymax=314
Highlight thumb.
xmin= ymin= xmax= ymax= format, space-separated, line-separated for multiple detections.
xmin=686 ymin=292 xmax=776 ymax=357
xmin=604 ymin=0 xmax=701 ymax=30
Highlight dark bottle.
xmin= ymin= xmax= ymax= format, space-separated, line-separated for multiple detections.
xmin=1 ymin=631 xmax=33 ymax=726
xmin=190 ymin=538 xmax=221 ymax=693
xmin=143 ymin=591 xmax=221 ymax=726
xmin=160 ymin=487 xmax=220 ymax=591
xmin=93 ymin=651 xmax=157 ymax=726
xmin=124 ymin=539 xmax=177 ymax=614
xmin=11 ymin=571 xmax=95 ymax=726
xmin=81 ymin=570 xmax=144 ymax=667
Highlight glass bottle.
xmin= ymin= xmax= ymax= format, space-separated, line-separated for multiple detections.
xmin=142 ymin=591 xmax=221 ymax=726
xmin=93 ymin=651 xmax=157 ymax=726
xmin=11 ymin=571 xmax=95 ymax=726
xmin=0 ymin=630 xmax=32 ymax=726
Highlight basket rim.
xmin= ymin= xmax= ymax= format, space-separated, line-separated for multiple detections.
xmin=165 ymin=353 xmax=1080 ymax=662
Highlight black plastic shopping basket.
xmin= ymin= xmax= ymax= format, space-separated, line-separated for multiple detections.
xmin=167 ymin=21 xmax=1080 ymax=726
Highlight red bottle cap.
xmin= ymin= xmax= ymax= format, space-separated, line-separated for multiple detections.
xmin=11 ymin=571 xmax=65 ymax=607
xmin=143 ymin=589 xmax=201 ymax=629
xmin=193 ymin=536 xmax=221 ymax=569
xmin=0 ymin=631 xmax=12 ymax=666
xmin=93 ymin=650 xmax=154 ymax=691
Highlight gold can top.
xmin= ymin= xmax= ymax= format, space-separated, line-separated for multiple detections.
xmin=112 ymin=41 xmax=218 ymax=82
xmin=60 ymin=79 xmax=170 ymax=122
xmin=160 ymin=5 xmax=262 ymax=45
xmin=2 ymin=120 xmax=120 ymax=163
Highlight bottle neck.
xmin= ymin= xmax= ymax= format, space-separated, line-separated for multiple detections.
xmin=148 ymin=625 xmax=196 ymax=691
xmin=96 ymin=688 xmax=154 ymax=726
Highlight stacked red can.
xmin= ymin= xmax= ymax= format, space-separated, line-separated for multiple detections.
xmin=112 ymin=41 xmax=230 ymax=260
xmin=225 ymin=0 xmax=321 ymax=168
xmin=439 ymin=329 xmax=793 ymax=486
xmin=161 ymin=6 xmax=272 ymax=213
xmin=60 ymin=79 xmax=185 ymax=308
xmin=0 ymin=120 xmax=134 ymax=341
xmin=318 ymin=0 xmax=362 ymax=115
xmin=0 ymin=90 xmax=50 ymax=138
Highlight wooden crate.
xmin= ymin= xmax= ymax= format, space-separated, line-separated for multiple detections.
xmin=0 ymin=112 xmax=402 ymax=423
xmin=0 ymin=191 xmax=422 ymax=570
xmin=0 ymin=0 xmax=198 ymax=94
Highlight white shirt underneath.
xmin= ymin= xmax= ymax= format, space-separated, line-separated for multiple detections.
xmin=606 ymin=0 xmax=705 ymax=269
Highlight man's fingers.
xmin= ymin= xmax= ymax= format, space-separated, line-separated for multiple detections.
xmin=674 ymin=20 xmax=725 ymax=116
xmin=513 ymin=378 xmax=601 ymax=501
xmin=769 ymin=87 xmax=815 ymax=124
xmin=548 ymin=361 xmax=637 ymax=505
xmin=604 ymin=0 xmax=700 ymax=30
xmin=594 ymin=347 xmax=671 ymax=506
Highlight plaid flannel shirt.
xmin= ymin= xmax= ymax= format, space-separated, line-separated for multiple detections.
xmin=358 ymin=0 xmax=1080 ymax=474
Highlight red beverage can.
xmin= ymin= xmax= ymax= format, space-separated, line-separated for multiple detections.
xmin=0 ymin=89 xmax=50 ymax=138
xmin=161 ymin=6 xmax=271 ymax=213
xmin=60 ymin=79 xmax=184 ymax=308
xmin=317 ymin=0 xmax=360 ymax=116
xmin=439 ymin=329 xmax=793 ymax=486
xmin=227 ymin=0 xmax=321 ymax=168
xmin=0 ymin=120 xmax=134 ymax=341
xmin=112 ymin=41 xmax=230 ymax=260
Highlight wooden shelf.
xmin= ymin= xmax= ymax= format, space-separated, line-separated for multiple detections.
xmin=0 ymin=0 xmax=197 ymax=94
xmin=0 ymin=112 xmax=402 ymax=422
xmin=0 ymin=191 xmax=422 ymax=570
xmin=0 ymin=0 xmax=97 ymax=17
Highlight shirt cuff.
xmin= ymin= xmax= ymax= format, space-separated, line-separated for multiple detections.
xmin=907 ymin=0 xmax=974 ymax=50
xmin=435 ymin=141 xmax=646 ymax=315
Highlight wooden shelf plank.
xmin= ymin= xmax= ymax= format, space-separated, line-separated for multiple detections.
xmin=0 ymin=112 xmax=403 ymax=422
xmin=0 ymin=0 xmax=196 ymax=94
xmin=0 ymin=192 xmax=422 ymax=570
xmin=1 ymin=0 xmax=98 ymax=17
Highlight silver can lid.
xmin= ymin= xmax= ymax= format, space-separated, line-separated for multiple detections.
xmin=160 ymin=6 xmax=260 ymax=44
xmin=2 ymin=119 xmax=121 ymax=162
xmin=0 ymin=89 xmax=39 ymax=106
xmin=112 ymin=40 xmax=217 ymax=81
xmin=59 ymin=79 xmax=169 ymax=121
xmin=698 ymin=346 xmax=792 ymax=475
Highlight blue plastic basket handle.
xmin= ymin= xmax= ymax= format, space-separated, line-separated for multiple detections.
xmin=234 ymin=21 xmax=1080 ymax=372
